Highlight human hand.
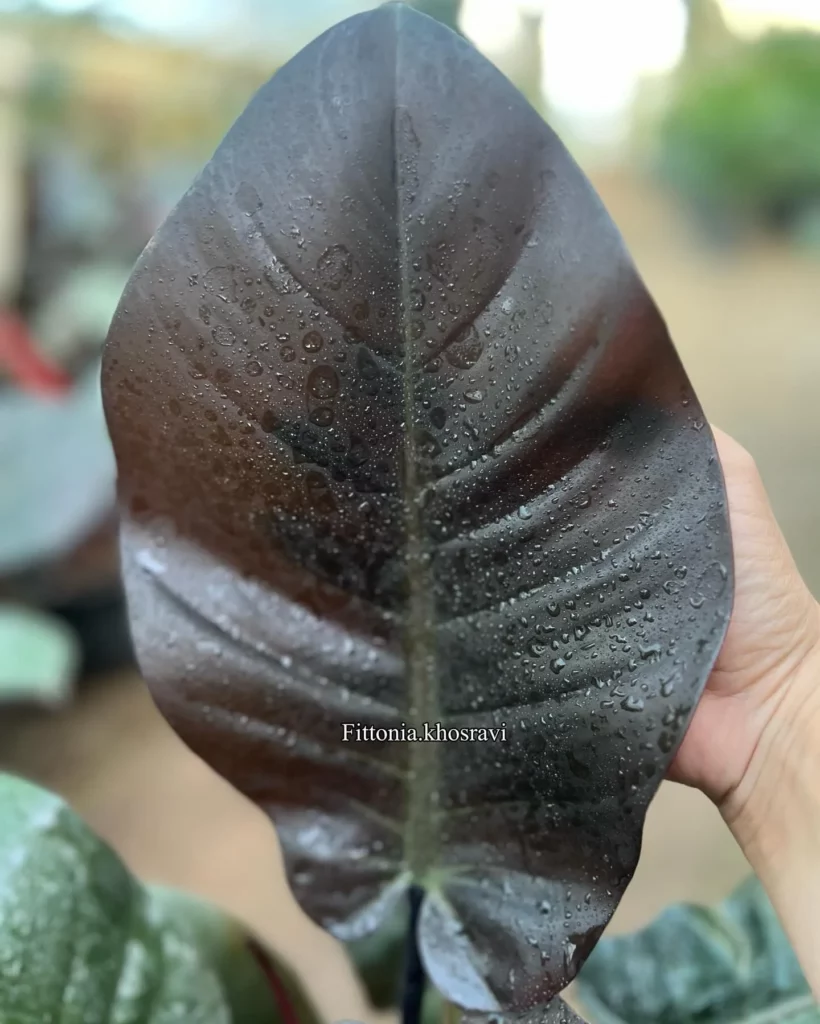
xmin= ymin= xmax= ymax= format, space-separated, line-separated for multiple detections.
xmin=670 ymin=427 xmax=820 ymax=996
xmin=671 ymin=427 xmax=820 ymax=803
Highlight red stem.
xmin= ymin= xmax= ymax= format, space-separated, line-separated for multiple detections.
xmin=249 ymin=942 xmax=303 ymax=1024
xmin=0 ymin=309 xmax=71 ymax=396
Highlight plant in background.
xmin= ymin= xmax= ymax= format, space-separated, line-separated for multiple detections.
xmin=0 ymin=604 xmax=78 ymax=707
xmin=0 ymin=773 xmax=320 ymax=1024
xmin=0 ymin=769 xmax=816 ymax=1023
xmin=578 ymin=877 xmax=819 ymax=1024
xmin=659 ymin=30 xmax=820 ymax=242
xmin=0 ymin=5 xmax=814 ymax=1024
xmin=409 ymin=0 xmax=462 ymax=34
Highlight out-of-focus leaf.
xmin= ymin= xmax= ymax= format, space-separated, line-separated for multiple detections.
xmin=345 ymin=901 xmax=408 ymax=1009
xmin=791 ymin=201 xmax=820 ymax=252
xmin=33 ymin=263 xmax=133 ymax=363
xmin=148 ymin=887 xmax=321 ymax=1024
xmin=0 ymin=772 xmax=320 ymax=1024
xmin=577 ymin=876 xmax=820 ymax=1023
xmin=0 ymin=362 xmax=115 ymax=574
xmin=424 ymin=984 xmax=448 ymax=1024
xmin=410 ymin=0 xmax=462 ymax=33
xmin=661 ymin=31 xmax=820 ymax=231
xmin=0 ymin=603 xmax=78 ymax=705
xmin=102 ymin=3 xmax=732 ymax=1014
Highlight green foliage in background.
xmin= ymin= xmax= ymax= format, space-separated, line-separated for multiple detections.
xmin=659 ymin=31 xmax=820 ymax=237
xmin=0 ymin=776 xmax=816 ymax=1023
xmin=0 ymin=605 xmax=78 ymax=706
xmin=407 ymin=0 xmax=462 ymax=34
xmin=346 ymin=903 xmax=408 ymax=1009
xmin=0 ymin=773 xmax=320 ymax=1024
xmin=577 ymin=876 xmax=819 ymax=1023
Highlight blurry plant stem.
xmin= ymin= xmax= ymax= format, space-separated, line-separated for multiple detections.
xmin=402 ymin=886 xmax=426 ymax=1024
xmin=443 ymin=1000 xmax=460 ymax=1024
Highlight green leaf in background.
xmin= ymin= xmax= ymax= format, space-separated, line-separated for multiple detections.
xmin=0 ymin=772 xmax=321 ymax=1024
xmin=660 ymin=31 xmax=820 ymax=235
xmin=407 ymin=0 xmax=462 ymax=33
xmin=0 ymin=604 xmax=78 ymax=706
xmin=345 ymin=901 xmax=408 ymax=1009
xmin=32 ymin=263 xmax=134 ymax=364
xmin=576 ymin=876 xmax=820 ymax=1023
xmin=0 ymin=363 xmax=115 ymax=575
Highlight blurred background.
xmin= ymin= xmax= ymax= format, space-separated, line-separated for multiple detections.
xmin=0 ymin=0 xmax=818 ymax=1018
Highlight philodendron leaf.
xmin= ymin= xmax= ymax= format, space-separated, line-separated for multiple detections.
xmin=542 ymin=1005 xmax=588 ymax=1024
xmin=465 ymin=1001 xmax=588 ymax=1024
xmin=577 ymin=876 xmax=819 ymax=1024
xmin=102 ymin=2 xmax=733 ymax=1013
xmin=0 ymin=772 xmax=319 ymax=1024
xmin=345 ymin=907 xmax=477 ymax=1024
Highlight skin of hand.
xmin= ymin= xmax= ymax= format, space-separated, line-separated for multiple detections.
xmin=670 ymin=426 xmax=820 ymax=995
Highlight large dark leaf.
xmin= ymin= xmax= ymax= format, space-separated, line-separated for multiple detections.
xmin=466 ymin=1002 xmax=588 ymax=1024
xmin=102 ymin=2 xmax=733 ymax=1013
xmin=577 ymin=876 xmax=819 ymax=1023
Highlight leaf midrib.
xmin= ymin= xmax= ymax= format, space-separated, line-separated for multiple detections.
xmin=393 ymin=4 xmax=440 ymax=883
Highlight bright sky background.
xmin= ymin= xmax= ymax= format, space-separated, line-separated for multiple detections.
xmin=543 ymin=0 xmax=686 ymax=137
xmin=721 ymin=0 xmax=820 ymax=36
xmin=9 ymin=0 xmax=820 ymax=139
xmin=460 ymin=0 xmax=820 ymax=143
xmin=27 ymin=0 xmax=820 ymax=41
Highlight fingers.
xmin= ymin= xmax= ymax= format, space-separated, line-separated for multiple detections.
xmin=709 ymin=425 xmax=820 ymax=695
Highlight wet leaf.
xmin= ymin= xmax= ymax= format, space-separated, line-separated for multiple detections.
xmin=577 ymin=876 xmax=819 ymax=1023
xmin=102 ymin=2 xmax=733 ymax=1013
xmin=465 ymin=1001 xmax=588 ymax=1024
xmin=0 ymin=772 xmax=318 ymax=1023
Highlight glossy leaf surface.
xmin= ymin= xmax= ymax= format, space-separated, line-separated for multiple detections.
xmin=466 ymin=1002 xmax=588 ymax=1024
xmin=102 ymin=3 xmax=733 ymax=1012
xmin=577 ymin=876 xmax=819 ymax=1023
xmin=0 ymin=773 xmax=318 ymax=1024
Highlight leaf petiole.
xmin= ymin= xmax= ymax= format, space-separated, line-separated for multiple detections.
xmin=402 ymin=885 xmax=427 ymax=1024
